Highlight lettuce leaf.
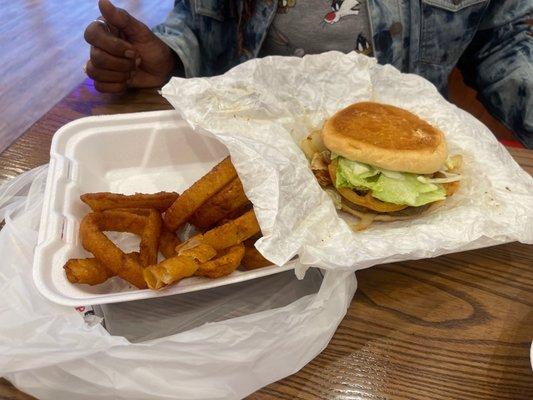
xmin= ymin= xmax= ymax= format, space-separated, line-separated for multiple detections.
xmin=371 ymin=174 xmax=445 ymax=206
xmin=335 ymin=157 xmax=446 ymax=206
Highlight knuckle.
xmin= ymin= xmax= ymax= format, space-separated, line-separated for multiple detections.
xmin=111 ymin=37 xmax=125 ymax=54
xmin=91 ymin=48 xmax=133 ymax=72
xmin=93 ymin=81 xmax=106 ymax=93
xmin=85 ymin=62 xmax=96 ymax=78
xmin=117 ymin=8 xmax=130 ymax=19
xmin=86 ymin=70 xmax=98 ymax=80
xmin=115 ymin=59 xmax=132 ymax=72
xmin=113 ymin=73 xmax=127 ymax=83
xmin=90 ymin=48 xmax=107 ymax=68
xmin=95 ymin=81 xmax=125 ymax=93
xmin=112 ymin=84 xmax=126 ymax=93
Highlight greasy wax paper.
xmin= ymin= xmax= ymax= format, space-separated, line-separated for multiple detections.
xmin=162 ymin=52 xmax=533 ymax=272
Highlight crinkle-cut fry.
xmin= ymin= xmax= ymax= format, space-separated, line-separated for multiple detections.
xmin=143 ymin=256 xmax=199 ymax=290
xmin=80 ymin=213 xmax=147 ymax=289
xmin=81 ymin=191 xmax=178 ymax=212
xmin=163 ymin=156 xmax=237 ymax=230
xmin=201 ymin=210 xmax=261 ymax=251
xmin=189 ymin=178 xmax=251 ymax=229
xmin=241 ymin=246 xmax=272 ymax=270
xmin=64 ymin=252 xmax=140 ymax=285
xmin=196 ymin=244 xmax=245 ymax=278
xmin=159 ymin=228 xmax=181 ymax=259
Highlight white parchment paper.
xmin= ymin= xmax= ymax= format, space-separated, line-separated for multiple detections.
xmin=162 ymin=52 xmax=533 ymax=272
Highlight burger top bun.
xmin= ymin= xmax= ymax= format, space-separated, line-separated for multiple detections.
xmin=322 ymin=102 xmax=447 ymax=174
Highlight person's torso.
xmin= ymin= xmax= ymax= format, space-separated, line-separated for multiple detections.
xmin=260 ymin=0 xmax=373 ymax=57
xmin=190 ymin=0 xmax=494 ymax=91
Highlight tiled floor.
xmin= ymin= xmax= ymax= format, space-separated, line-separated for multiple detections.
xmin=0 ymin=0 xmax=173 ymax=153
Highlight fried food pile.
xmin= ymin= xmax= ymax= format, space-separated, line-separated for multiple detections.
xmin=64 ymin=157 xmax=271 ymax=290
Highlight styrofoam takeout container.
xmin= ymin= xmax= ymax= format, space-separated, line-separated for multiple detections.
xmin=33 ymin=111 xmax=295 ymax=306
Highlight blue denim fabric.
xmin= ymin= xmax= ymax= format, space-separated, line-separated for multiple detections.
xmin=153 ymin=0 xmax=533 ymax=147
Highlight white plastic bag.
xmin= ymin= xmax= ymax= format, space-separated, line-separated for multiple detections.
xmin=0 ymin=166 xmax=356 ymax=400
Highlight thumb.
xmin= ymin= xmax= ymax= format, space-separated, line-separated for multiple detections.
xmin=98 ymin=0 xmax=150 ymax=42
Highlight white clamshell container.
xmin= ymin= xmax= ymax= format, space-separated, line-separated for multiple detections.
xmin=33 ymin=111 xmax=294 ymax=306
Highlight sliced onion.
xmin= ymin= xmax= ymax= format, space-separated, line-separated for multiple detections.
xmin=310 ymin=130 xmax=326 ymax=153
xmin=380 ymin=169 xmax=405 ymax=180
xmin=417 ymin=175 xmax=462 ymax=184
xmin=311 ymin=152 xmax=329 ymax=171
xmin=445 ymin=154 xmax=463 ymax=172
xmin=300 ymin=137 xmax=317 ymax=161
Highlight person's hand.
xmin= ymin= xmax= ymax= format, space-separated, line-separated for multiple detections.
xmin=84 ymin=0 xmax=177 ymax=93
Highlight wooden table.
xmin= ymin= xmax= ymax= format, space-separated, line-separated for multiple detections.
xmin=1 ymin=79 xmax=532 ymax=400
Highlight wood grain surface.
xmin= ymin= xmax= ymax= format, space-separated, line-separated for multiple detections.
xmin=0 ymin=0 xmax=173 ymax=153
xmin=0 ymin=79 xmax=531 ymax=400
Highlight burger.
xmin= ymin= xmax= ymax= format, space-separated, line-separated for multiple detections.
xmin=301 ymin=102 xmax=462 ymax=230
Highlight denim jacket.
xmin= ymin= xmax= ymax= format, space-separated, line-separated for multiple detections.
xmin=153 ymin=0 xmax=533 ymax=147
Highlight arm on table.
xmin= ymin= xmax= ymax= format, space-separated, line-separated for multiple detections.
xmin=152 ymin=0 xmax=202 ymax=78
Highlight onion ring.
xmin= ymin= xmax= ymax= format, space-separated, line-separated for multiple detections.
xmin=81 ymin=192 xmax=178 ymax=212
xmin=64 ymin=252 xmax=140 ymax=285
xmin=80 ymin=212 xmax=147 ymax=288
xmin=101 ymin=208 xmax=162 ymax=267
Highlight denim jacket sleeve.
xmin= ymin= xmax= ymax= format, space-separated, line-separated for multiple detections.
xmin=459 ymin=0 xmax=533 ymax=147
xmin=152 ymin=0 xmax=201 ymax=78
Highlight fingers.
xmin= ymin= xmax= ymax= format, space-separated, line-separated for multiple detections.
xmin=84 ymin=20 xmax=136 ymax=59
xmin=93 ymin=81 xmax=128 ymax=93
xmin=90 ymin=46 xmax=138 ymax=72
xmin=86 ymin=57 xmax=135 ymax=93
xmin=98 ymin=0 xmax=151 ymax=41
xmin=85 ymin=60 xmax=131 ymax=83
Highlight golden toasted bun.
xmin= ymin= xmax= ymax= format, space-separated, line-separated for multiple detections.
xmin=322 ymin=102 xmax=447 ymax=174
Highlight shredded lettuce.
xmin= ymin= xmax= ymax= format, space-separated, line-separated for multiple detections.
xmin=336 ymin=157 xmax=446 ymax=207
